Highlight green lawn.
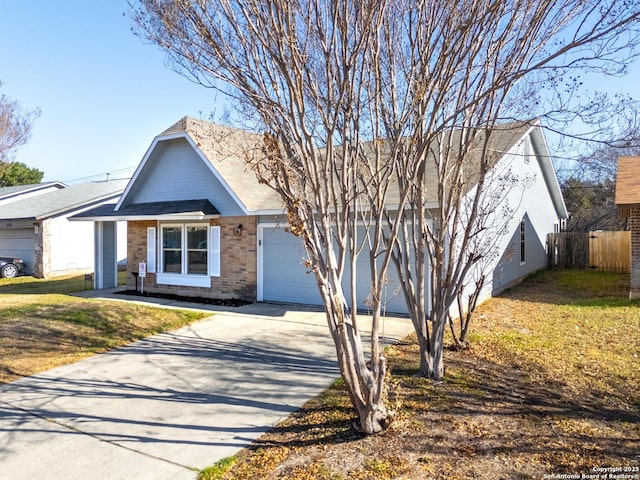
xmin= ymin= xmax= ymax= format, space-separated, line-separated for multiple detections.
xmin=0 ymin=274 xmax=209 ymax=383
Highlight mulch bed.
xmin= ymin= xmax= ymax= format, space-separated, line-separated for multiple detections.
xmin=115 ymin=290 xmax=251 ymax=308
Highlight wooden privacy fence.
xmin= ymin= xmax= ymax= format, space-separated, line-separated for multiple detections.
xmin=547 ymin=231 xmax=631 ymax=273
xmin=547 ymin=232 xmax=589 ymax=270
xmin=588 ymin=231 xmax=631 ymax=273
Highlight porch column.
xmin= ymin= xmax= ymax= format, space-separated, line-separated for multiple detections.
xmin=94 ymin=221 xmax=118 ymax=289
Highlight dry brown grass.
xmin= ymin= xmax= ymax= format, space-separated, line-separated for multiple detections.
xmin=0 ymin=275 xmax=209 ymax=383
xmin=200 ymin=270 xmax=640 ymax=480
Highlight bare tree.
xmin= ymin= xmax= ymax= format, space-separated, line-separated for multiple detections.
xmin=562 ymin=123 xmax=640 ymax=232
xmin=366 ymin=1 xmax=640 ymax=379
xmin=132 ymin=0 xmax=404 ymax=434
xmin=130 ymin=0 xmax=640 ymax=428
xmin=0 ymin=81 xmax=40 ymax=163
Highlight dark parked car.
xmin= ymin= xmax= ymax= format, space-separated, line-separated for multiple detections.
xmin=0 ymin=257 xmax=26 ymax=278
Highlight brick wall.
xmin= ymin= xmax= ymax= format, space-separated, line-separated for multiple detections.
xmin=127 ymin=217 xmax=257 ymax=301
xmin=629 ymin=207 xmax=640 ymax=299
xmin=127 ymin=220 xmax=156 ymax=290
xmin=33 ymin=220 xmax=48 ymax=278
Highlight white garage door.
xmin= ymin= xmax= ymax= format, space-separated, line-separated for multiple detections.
xmin=259 ymin=225 xmax=410 ymax=314
xmin=0 ymin=227 xmax=36 ymax=275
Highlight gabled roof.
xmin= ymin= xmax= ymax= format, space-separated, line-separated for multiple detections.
xmin=0 ymin=179 xmax=128 ymax=221
xmin=363 ymin=119 xmax=566 ymax=219
xmin=0 ymin=181 xmax=67 ymax=201
xmin=118 ymin=117 xmax=282 ymax=214
xmin=615 ymin=156 xmax=640 ymax=216
xmin=117 ymin=116 xmax=566 ymax=219
xmin=528 ymin=121 xmax=568 ymax=219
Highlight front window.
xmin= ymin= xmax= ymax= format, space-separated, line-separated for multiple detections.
xmin=161 ymin=224 xmax=208 ymax=275
xmin=162 ymin=226 xmax=182 ymax=273
xmin=187 ymin=226 xmax=208 ymax=274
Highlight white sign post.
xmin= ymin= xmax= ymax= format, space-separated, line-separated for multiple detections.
xmin=138 ymin=262 xmax=146 ymax=294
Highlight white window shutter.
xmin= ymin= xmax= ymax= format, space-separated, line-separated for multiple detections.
xmin=147 ymin=227 xmax=156 ymax=273
xmin=210 ymin=226 xmax=221 ymax=277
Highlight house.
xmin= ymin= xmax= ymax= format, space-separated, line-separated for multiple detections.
xmin=75 ymin=117 xmax=567 ymax=314
xmin=0 ymin=180 xmax=128 ymax=278
xmin=615 ymin=155 xmax=640 ymax=299
xmin=0 ymin=181 xmax=66 ymax=205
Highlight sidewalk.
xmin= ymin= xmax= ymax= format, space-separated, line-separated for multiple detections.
xmin=0 ymin=292 xmax=413 ymax=479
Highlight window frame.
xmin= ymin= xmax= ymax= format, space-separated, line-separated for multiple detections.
xmin=161 ymin=224 xmax=184 ymax=274
xmin=185 ymin=225 xmax=209 ymax=275
xmin=519 ymin=220 xmax=526 ymax=264
xmin=156 ymin=222 xmax=217 ymax=288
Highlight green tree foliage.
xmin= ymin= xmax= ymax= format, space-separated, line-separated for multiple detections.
xmin=562 ymin=178 xmax=626 ymax=231
xmin=0 ymin=161 xmax=44 ymax=187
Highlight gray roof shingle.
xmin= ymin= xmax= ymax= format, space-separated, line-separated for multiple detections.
xmin=74 ymin=199 xmax=220 ymax=219
xmin=0 ymin=181 xmax=66 ymax=200
xmin=0 ymin=179 xmax=128 ymax=221
xmin=161 ymin=117 xmax=537 ymax=212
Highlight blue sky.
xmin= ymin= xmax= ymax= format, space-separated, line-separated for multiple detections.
xmin=1 ymin=1 xmax=223 ymax=183
xmin=1 ymin=2 xmax=639 ymax=183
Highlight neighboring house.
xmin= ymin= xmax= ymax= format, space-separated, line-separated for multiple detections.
xmin=0 ymin=180 xmax=128 ymax=278
xmin=75 ymin=117 xmax=567 ymax=314
xmin=0 ymin=181 xmax=66 ymax=205
xmin=615 ymin=155 xmax=640 ymax=299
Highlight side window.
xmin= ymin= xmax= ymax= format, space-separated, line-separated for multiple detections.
xmin=520 ymin=220 xmax=526 ymax=264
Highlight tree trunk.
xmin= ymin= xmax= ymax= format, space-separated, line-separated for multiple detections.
xmin=424 ymin=317 xmax=445 ymax=380
xmin=322 ymin=289 xmax=392 ymax=435
xmin=415 ymin=324 xmax=431 ymax=376
xmin=356 ymin=355 xmax=391 ymax=434
xmin=357 ymin=398 xmax=391 ymax=433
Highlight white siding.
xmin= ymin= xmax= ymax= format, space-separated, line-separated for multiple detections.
xmin=459 ymin=135 xmax=560 ymax=307
xmin=49 ymin=215 xmax=95 ymax=273
xmin=131 ymin=139 xmax=244 ymax=216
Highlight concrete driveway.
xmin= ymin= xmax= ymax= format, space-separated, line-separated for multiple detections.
xmin=0 ymin=297 xmax=413 ymax=480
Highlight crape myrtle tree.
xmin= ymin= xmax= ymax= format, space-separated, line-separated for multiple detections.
xmin=270 ymin=0 xmax=639 ymax=380
xmin=131 ymin=0 xmax=640 ymax=430
xmin=370 ymin=0 xmax=640 ymax=379
xmin=132 ymin=0 xmax=406 ymax=434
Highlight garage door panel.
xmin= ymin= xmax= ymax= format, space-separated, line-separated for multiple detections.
xmin=346 ymin=244 xmax=408 ymax=314
xmin=261 ymin=227 xmax=320 ymax=305
xmin=0 ymin=228 xmax=35 ymax=275
xmin=260 ymin=226 xmax=412 ymax=314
